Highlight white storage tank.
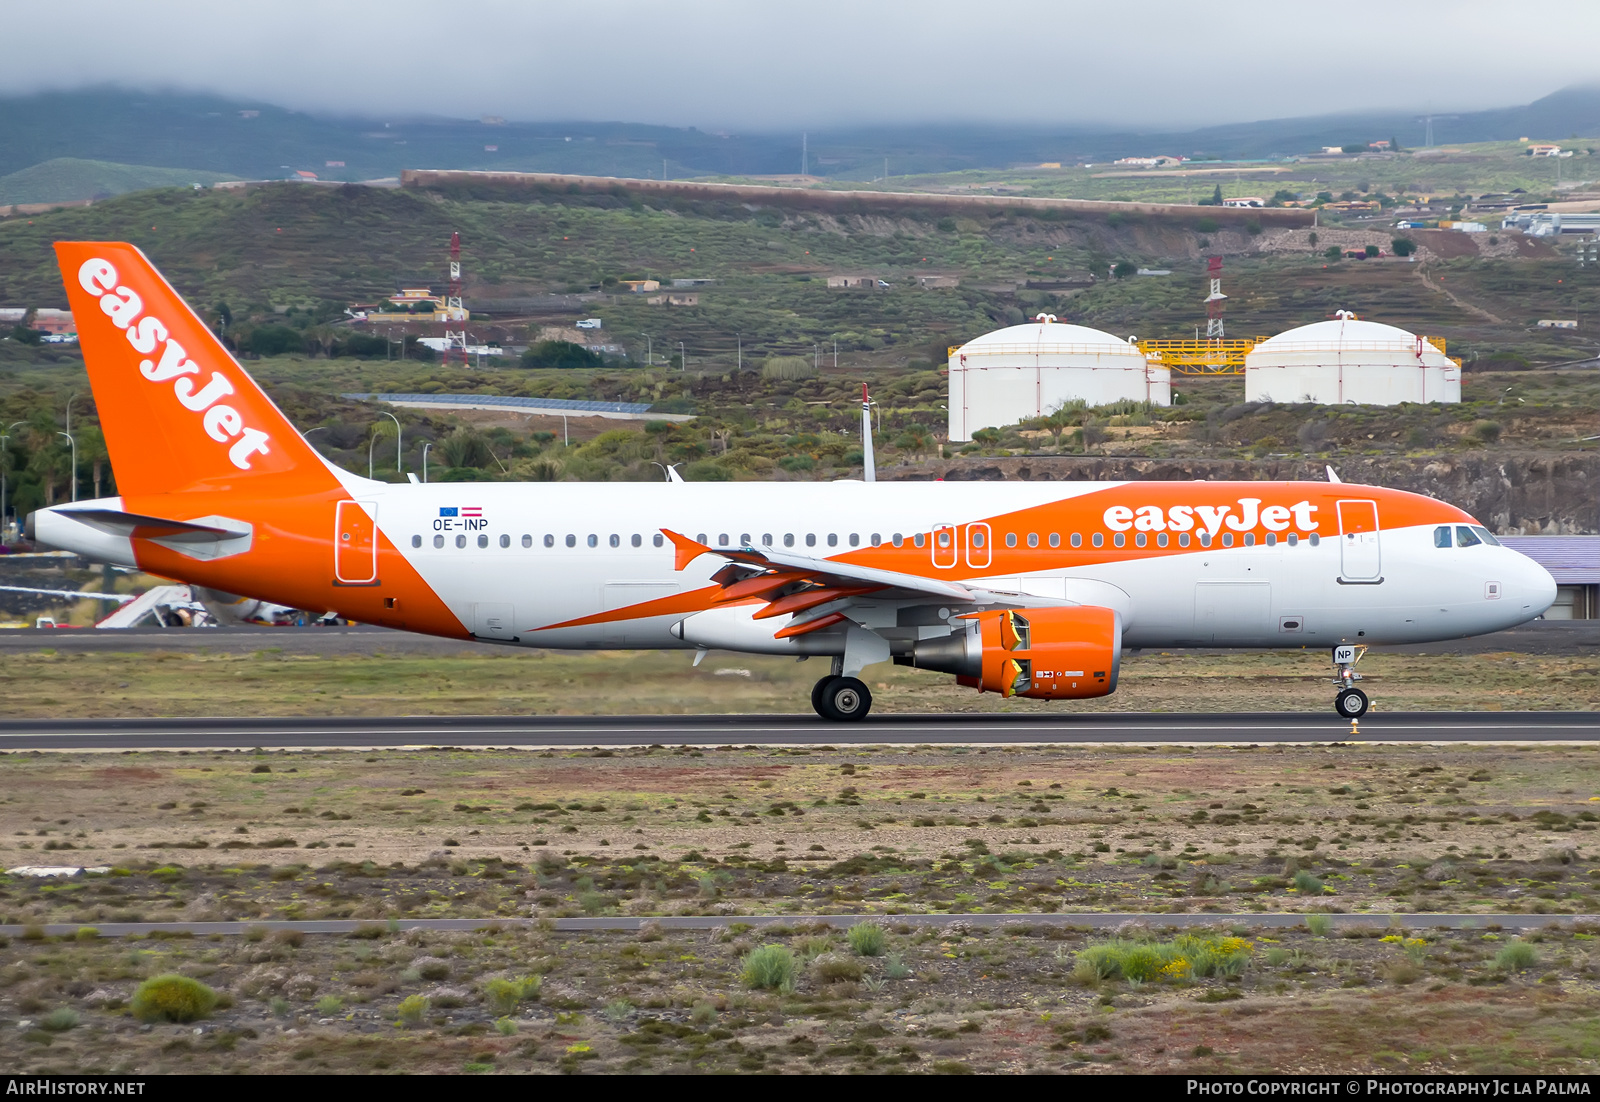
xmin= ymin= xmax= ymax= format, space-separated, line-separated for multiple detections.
xmin=1244 ymin=312 xmax=1460 ymax=406
xmin=948 ymin=315 xmax=1170 ymax=442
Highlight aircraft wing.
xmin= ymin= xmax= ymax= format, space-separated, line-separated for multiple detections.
xmin=661 ymin=529 xmax=1074 ymax=619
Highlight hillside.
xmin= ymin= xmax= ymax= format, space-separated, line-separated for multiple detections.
xmin=1 ymin=179 xmax=1593 ymax=363
xmin=0 ymin=157 xmax=239 ymax=206
xmin=4 ymin=86 xmax=1600 ymax=187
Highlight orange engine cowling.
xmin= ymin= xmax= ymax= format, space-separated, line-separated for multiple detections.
xmin=961 ymin=606 xmax=1122 ymax=699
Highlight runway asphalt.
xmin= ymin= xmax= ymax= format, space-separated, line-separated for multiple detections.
xmin=0 ymin=913 xmax=1585 ymax=938
xmin=2 ymin=710 xmax=1599 ymax=750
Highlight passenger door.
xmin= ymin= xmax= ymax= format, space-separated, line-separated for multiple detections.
xmin=334 ymin=500 xmax=377 ymax=584
xmin=1337 ymin=499 xmax=1382 ymax=581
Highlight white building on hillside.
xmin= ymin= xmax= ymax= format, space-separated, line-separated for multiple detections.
xmin=948 ymin=316 xmax=1170 ymax=442
xmin=1244 ymin=313 xmax=1460 ymax=406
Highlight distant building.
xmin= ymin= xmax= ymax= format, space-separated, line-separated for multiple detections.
xmin=1323 ymin=200 xmax=1381 ymax=213
xmin=325 ymin=161 xmax=345 ymax=168
xmin=671 ymin=278 xmax=715 ymax=288
xmin=1222 ymin=197 xmax=1265 ymax=208
xmin=0 ymin=308 xmax=74 ymax=335
xmin=1504 ymin=211 xmax=1600 ymax=236
xmin=827 ymin=275 xmax=879 ymax=289
xmin=1538 ymin=320 xmax=1578 ymax=329
xmin=1499 ymin=536 xmax=1600 ymax=618
xmin=1529 ymin=144 xmax=1563 ymax=157
xmin=1321 ymin=146 xmax=1344 ymax=154
xmin=617 ymin=280 xmax=661 ymax=293
xmin=1037 ymin=162 xmax=1061 ymax=169
xmin=1439 ymin=220 xmax=1487 ymax=233
xmin=645 ymin=293 xmax=699 ymax=306
xmin=292 ymin=170 xmax=318 ymax=181
xmin=916 ymin=274 xmax=960 ymax=288
xmin=1368 ymin=139 xmax=1391 ymax=150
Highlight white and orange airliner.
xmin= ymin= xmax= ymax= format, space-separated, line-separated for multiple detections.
xmin=30 ymin=243 xmax=1556 ymax=720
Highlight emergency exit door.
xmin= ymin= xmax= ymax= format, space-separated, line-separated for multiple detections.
xmin=335 ymin=500 xmax=378 ymax=584
xmin=1337 ymin=499 xmax=1381 ymax=581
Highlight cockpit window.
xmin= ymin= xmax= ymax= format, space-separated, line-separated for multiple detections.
xmin=1455 ymin=525 xmax=1482 ymax=548
xmin=1434 ymin=526 xmax=1452 ymax=548
xmin=1472 ymin=526 xmax=1501 ymax=546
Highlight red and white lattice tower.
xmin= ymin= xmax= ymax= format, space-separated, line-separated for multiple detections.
xmin=1204 ymin=255 xmax=1226 ymax=340
xmin=443 ymin=231 xmax=466 ymax=364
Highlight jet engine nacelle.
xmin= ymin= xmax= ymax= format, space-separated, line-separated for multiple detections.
xmin=904 ymin=606 xmax=1121 ymax=700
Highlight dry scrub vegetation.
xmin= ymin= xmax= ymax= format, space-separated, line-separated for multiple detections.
xmin=4 ymin=743 xmax=1600 ymax=1071
xmin=0 ymin=646 xmax=1597 ymax=716
xmin=5 ymin=912 xmax=1600 ymax=1074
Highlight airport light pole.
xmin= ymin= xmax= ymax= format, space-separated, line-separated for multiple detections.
xmin=58 ymin=432 xmax=77 ymax=503
xmin=368 ymin=432 xmax=381 ymax=480
xmin=678 ymin=341 xmax=685 ymax=372
xmin=422 ymin=442 xmax=432 ymax=483
xmin=379 ymin=411 xmax=403 ymax=475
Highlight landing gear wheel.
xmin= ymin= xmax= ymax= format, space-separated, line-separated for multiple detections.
xmin=818 ymin=676 xmax=873 ymax=722
xmin=1334 ymin=687 xmax=1369 ymax=719
xmin=811 ymin=676 xmax=839 ymax=719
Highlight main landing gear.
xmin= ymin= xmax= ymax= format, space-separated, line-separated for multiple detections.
xmin=812 ymin=675 xmax=873 ymax=722
xmin=1331 ymin=644 xmax=1369 ymax=718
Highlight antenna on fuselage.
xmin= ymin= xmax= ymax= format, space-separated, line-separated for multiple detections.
xmin=1326 ymin=465 xmax=1342 ymax=484
xmin=861 ymin=383 xmax=876 ymax=483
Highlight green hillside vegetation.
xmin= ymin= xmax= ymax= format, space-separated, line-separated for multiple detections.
xmin=0 ymin=175 xmax=1596 ymax=511
xmin=0 ymin=158 xmax=239 ymax=206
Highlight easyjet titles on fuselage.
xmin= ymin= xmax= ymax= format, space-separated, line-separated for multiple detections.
xmin=76 ymin=257 xmax=272 ymax=471
xmin=1102 ymin=498 xmax=1319 ymax=536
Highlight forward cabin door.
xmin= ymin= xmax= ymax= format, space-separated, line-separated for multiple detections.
xmin=1337 ymin=499 xmax=1382 ymax=581
xmin=334 ymin=500 xmax=378 ymax=584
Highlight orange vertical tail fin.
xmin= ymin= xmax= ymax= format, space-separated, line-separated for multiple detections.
xmin=54 ymin=242 xmax=336 ymax=498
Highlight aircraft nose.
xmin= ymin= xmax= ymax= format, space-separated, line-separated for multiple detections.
xmin=1506 ymin=548 xmax=1556 ymax=620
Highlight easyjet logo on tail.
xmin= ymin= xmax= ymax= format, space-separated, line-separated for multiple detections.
xmin=77 ymin=258 xmax=272 ymax=471
xmin=1103 ymin=498 xmax=1320 ymax=536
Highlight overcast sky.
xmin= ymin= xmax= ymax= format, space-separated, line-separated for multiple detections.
xmin=8 ymin=1 xmax=1597 ymax=130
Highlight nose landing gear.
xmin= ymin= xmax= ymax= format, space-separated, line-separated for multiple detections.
xmin=1331 ymin=644 xmax=1369 ymax=718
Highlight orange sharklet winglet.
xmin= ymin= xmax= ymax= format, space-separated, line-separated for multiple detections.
xmin=661 ymin=528 xmax=713 ymax=572
xmin=773 ymin=612 xmax=846 ymax=639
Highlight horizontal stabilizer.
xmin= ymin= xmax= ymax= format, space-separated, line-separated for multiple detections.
xmin=55 ymin=508 xmax=248 ymax=543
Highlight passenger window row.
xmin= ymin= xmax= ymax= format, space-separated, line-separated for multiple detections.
xmin=406 ymin=528 xmax=1329 ymax=552
xmin=411 ymin=533 xmax=669 ymax=550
